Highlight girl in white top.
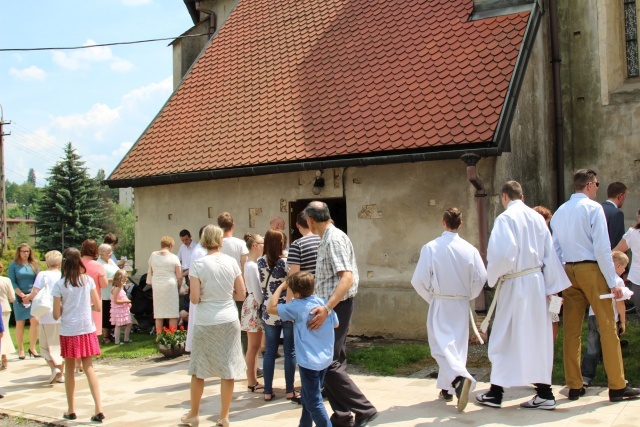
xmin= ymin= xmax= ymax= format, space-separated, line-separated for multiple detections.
xmin=52 ymin=248 xmax=104 ymax=423
xmin=613 ymin=208 xmax=640 ymax=317
xmin=241 ymin=233 xmax=265 ymax=393
xmin=31 ymin=250 xmax=63 ymax=384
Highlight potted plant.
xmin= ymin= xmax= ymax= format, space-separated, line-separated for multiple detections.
xmin=157 ymin=326 xmax=187 ymax=358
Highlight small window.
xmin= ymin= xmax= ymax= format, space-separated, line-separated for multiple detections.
xmin=624 ymin=0 xmax=639 ymax=77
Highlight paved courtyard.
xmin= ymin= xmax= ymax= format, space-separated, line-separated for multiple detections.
xmin=1 ymin=355 xmax=639 ymax=426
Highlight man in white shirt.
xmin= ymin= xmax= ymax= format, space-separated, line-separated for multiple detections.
xmin=177 ymin=229 xmax=197 ymax=285
xmin=218 ymin=212 xmax=249 ymax=270
xmin=551 ymin=169 xmax=640 ymax=402
xmin=477 ymin=181 xmax=570 ymax=410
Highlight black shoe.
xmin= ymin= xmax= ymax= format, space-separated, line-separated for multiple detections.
xmin=568 ymin=387 xmax=586 ymax=401
xmin=454 ymin=377 xmax=472 ymax=412
xmin=620 ymin=339 xmax=629 ymax=348
xmin=354 ymin=412 xmax=378 ymax=427
xmin=476 ymin=391 xmax=502 ymax=408
xmin=609 ymin=386 xmax=640 ymax=402
xmin=63 ymin=413 xmax=77 ymax=420
xmin=439 ymin=390 xmax=453 ymax=402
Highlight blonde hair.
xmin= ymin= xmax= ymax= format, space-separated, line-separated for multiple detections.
xmin=98 ymin=243 xmax=113 ymax=256
xmin=160 ymin=236 xmax=174 ymax=249
xmin=45 ymin=250 xmax=62 ymax=268
xmin=112 ymin=269 xmax=128 ymax=289
xmin=612 ymin=251 xmax=629 ymax=268
xmin=201 ymin=225 xmax=223 ymax=250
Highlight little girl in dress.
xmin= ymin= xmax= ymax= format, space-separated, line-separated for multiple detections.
xmin=109 ymin=270 xmax=132 ymax=345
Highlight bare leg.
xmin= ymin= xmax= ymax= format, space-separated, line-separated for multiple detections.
xmin=15 ymin=320 xmax=25 ymax=357
xmin=29 ymin=317 xmax=39 ymax=354
xmin=81 ymin=357 xmax=103 ymax=416
xmin=114 ymin=326 xmax=121 ymax=344
xmin=64 ymin=358 xmax=76 ymax=415
xmin=155 ymin=319 xmax=163 ymax=340
xmin=219 ymin=379 xmax=234 ymax=422
xmin=124 ymin=324 xmax=132 ymax=342
xmin=189 ymin=375 xmax=205 ymax=417
xmin=169 ymin=318 xmax=178 ymax=329
xmin=102 ymin=328 xmax=111 ymax=343
xmin=245 ymin=331 xmax=261 ymax=387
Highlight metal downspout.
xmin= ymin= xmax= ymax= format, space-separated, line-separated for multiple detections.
xmin=549 ymin=0 xmax=565 ymax=206
xmin=195 ymin=1 xmax=217 ymax=38
xmin=461 ymin=153 xmax=488 ymax=311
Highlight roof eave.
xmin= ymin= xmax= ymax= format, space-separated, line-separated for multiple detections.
xmin=105 ymin=145 xmax=502 ymax=188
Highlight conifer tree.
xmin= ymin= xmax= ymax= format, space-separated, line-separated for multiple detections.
xmin=27 ymin=168 xmax=36 ymax=186
xmin=34 ymin=143 xmax=107 ymax=251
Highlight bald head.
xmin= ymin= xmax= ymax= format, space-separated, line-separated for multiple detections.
xmin=304 ymin=201 xmax=331 ymax=223
xmin=270 ymin=216 xmax=286 ymax=231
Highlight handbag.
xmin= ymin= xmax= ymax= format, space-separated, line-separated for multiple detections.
xmin=31 ymin=276 xmax=53 ymax=317
xmin=257 ymin=269 xmax=272 ymax=319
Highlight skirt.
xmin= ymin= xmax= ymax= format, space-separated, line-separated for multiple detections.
xmin=60 ymin=333 xmax=101 ymax=359
xmin=188 ymin=321 xmax=246 ymax=380
xmin=240 ymin=293 xmax=264 ymax=333
xmin=1 ymin=312 xmax=16 ymax=354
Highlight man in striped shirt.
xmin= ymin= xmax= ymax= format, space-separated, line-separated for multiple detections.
xmin=288 ymin=211 xmax=321 ymax=276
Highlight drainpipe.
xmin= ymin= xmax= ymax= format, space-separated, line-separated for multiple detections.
xmin=549 ymin=0 xmax=565 ymax=206
xmin=195 ymin=1 xmax=216 ymax=38
xmin=461 ymin=154 xmax=488 ymax=264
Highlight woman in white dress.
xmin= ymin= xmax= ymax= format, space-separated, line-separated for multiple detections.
xmin=147 ymin=236 xmax=182 ymax=336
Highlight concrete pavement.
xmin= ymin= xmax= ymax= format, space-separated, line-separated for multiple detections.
xmin=1 ymin=354 xmax=639 ymax=426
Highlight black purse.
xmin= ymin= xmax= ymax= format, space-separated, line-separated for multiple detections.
xmin=257 ymin=269 xmax=272 ymax=319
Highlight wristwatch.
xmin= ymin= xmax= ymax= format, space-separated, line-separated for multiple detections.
xmin=324 ymin=304 xmax=332 ymax=315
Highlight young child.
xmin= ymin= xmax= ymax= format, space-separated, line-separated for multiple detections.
xmin=267 ymin=271 xmax=338 ymax=427
xmin=110 ymin=270 xmax=133 ymax=345
xmin=581 ymin=251 xmax=633 ymax=388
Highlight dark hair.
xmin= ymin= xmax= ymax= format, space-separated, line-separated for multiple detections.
xmin=533 ymin=206 xmax=552 ymax=221
xmin=103 ymin=233 xmax=118 ymax=245
xmin=573 ymin=169 xmax=597 ymax=191
xmin=263 ymin=229 xmax=285 ymax=269
xmin=62 ymin=247 xmax=87 ymax=288
xmin=81 ymin=239 xmax=99 ymax=259
xmin=287 ymin=271 xmax=315 ymax=298
xmin=296 ymin=211 xmax=309 ymax=229
xmin=501 ymin=181 xmax=523 ymax=201
xmin=443 ymin=208 xmax=462 ymax=230
xmin=217 ymin=212 xmax=234 ymax=231
xmin=198 ymin=225 xmax=206 ymax=239
xmin=634 ymin=208 xmax=640 ymax=230
xmin=179 ymin=229 xmax=191 ymax=238
xmin=304 ymin=201 xmax=331 ymax=222
xmin=607 ymin=182 xmax=627 ymax=199
xmin=14 ymin=243 xmax=39 ymax=274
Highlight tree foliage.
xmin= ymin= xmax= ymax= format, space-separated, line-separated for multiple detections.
xmin=5 ymin=179 xmax=40 ymax=213
xmin=33 ymin=142 xmax=108 ymax=251
xmin=27 ymin=168 xmax=36 ymax=186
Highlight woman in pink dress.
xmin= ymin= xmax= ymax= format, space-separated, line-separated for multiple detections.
xmin=80 ymin=240 xmax=107 ymax=342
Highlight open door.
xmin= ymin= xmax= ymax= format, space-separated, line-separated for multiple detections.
xmin=289 ymin=198 xmax=347 ymax=243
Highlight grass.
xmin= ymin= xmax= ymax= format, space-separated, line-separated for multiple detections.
xmin=349 ymin=343 xmax=430 ymax=376
xmin=8 ymin=325 xmax=162 ymax=360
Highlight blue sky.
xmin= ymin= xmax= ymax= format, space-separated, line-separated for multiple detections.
xmin=0 ymin=0 xmax=193 ymax=185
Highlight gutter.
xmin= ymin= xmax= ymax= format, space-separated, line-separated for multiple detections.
xmin=105 ymin=146 xmax=502 ymax=188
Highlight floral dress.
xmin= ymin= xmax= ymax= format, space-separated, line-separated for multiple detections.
xmin=257 ymin=256 xmax=289 ymax=326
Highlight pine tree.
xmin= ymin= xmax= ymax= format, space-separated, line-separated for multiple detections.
xmin=27 ymin=168 xmax=36 ymax=186
xmin=33 ymin=143 xmax=108 ymax=251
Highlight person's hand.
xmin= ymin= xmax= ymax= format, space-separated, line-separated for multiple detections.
xmin=618 ymin=323 xmax=626 ymax=336
xmin=0 ymin=332 xmax=3 ymax=338
xmin=612 ymin=285 xmax=623 ymax=300
xmin=280 ymin=280 xmax=289 ymax=290
xmin=307 ymin=305 xmax=328 ymax=330
xmin=22 ymin=294 xmax=31 ymax=303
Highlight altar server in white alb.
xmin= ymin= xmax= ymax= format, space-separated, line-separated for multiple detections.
xmin=477 ymin=181 xmax=571 ymax=410
xmin=411 ymin=208 xmax=487 ymax=412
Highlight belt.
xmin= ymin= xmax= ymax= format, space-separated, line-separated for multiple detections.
xmin=565 ymin=260 xmax=597 ymax=265
xmin=433 ymin=294 xmax=485 ymax=345
xmin=480 ymin=266 xmax=543 ymax=335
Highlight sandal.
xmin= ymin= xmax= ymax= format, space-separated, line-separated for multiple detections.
xmin=264 ymin=392 xmax=276 ymax=401
xmin=248 ymin=382 xmax=264 ymax=393
xmin=286 ymin=391 xmax=302 ymax=404
xmin=91 ymin=412 xmax=105 ymax=422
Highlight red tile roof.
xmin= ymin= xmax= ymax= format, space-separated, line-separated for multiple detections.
xmin=109 ymin=0 xmax=531 ymax=182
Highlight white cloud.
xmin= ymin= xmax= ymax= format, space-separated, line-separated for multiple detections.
xmin=51 ymin=39 xmax=133 ymax=73
xmin=122 ymin=0 xmax=152 ymax=5
xmin=121 ymin=76 xmax=172 ymax=111
xmin=51 ymin=103 xmax=120 ymax=142
xmin=113 ymin=141 xmax=134 ymax=157
xmin=9 ymin=65 xmax=47 ymax=81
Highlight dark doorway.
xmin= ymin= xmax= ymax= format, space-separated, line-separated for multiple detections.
xmin=289 ymin=198 xmax=347 ymax=243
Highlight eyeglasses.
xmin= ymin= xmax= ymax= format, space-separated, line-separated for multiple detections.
xmin=20 ymin=250 xmax=30 ymax=253
xmin=589 ymin=181 xmax=600 ymax=188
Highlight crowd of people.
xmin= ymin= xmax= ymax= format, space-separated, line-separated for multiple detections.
xmin=1 ymin=169 xmax=639 ymax=425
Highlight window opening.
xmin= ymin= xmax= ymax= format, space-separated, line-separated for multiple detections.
xmin=624 ymin=0 xmax=639 ymax=77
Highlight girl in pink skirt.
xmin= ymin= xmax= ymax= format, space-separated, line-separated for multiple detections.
xmin=52 ymin=248 xmax=104 ymax=423
xmin=110 ymin=269 xmax=133 ymax=345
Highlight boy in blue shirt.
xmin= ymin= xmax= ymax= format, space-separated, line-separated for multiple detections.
xmin=267 ymin=271 xmax=338 ymax=427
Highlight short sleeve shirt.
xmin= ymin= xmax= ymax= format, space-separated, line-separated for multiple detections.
xmin=623 ymin=227 xmax=640 ymax=284
xmin=220 ymin=237 xmax=249 ymax=268
xmin=314 ymin=224 xmax=359 ymax=300
xmin=288 ymin=234 xmax=321 ymax=274
xmin=52 ymin=275 xmax=96 ymax=336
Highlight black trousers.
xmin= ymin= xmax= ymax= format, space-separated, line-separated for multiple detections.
xmin=323 ymin=298 xmax=376 ymax=426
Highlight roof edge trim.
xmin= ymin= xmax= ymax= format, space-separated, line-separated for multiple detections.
xmin=492 ymin=1 xmax=542 ymax=151
xmin=105 ymin=146 xmax=502 ymax=188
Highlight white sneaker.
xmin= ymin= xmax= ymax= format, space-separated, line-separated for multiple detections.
xmin=56 ymin=375 xmax=65 ymax=383
xmin=520 ymin=395 xmax=556 ymax=410
xmin=48 ymin=368 xmax=61 ymax=384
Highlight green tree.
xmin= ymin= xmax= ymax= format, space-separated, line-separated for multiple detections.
xmin=113 ymin=204 xmax=135 ymax=258
xmin=6 ymin=205 xmax=25 ymax=218
xmin=95 ymin=169 xmax=119 ymax=203
xmin=33 ymin=142 xmax=108 ymax=251
xmin=27 ymin=168 xmax=36 ymax=186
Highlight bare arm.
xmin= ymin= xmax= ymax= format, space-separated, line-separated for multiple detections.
xmin=53 ymin=296 xmax=62 ymax=321
xmin=190 ymin=277 xmax=201 ymax=304
xmin=267 ymin=282 xmax=287 ymax=315
xmin=617 ymin=300 xmax=626 ymax=335
xmin=613 ymin=239 xmax=629 ymax=253
xmin=98 ymin=274 xmax=108 ymax=289
xmin=308 ymin=270 xmax=353 ymax=330
xmin=175 ymin=265 xmax=183 ymax=288
xmin=233 ymin=275 xmax=246 ymax=302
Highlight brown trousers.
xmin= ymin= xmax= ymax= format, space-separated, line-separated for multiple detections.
xmin=563 ymin=263 xmax=625 ymax=390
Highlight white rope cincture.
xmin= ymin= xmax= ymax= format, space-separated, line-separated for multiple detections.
xmin=433 ymin=294 xmax=485 ymax=345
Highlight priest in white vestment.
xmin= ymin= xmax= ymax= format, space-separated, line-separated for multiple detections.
xmin=477 ymin=181 xmax=571 ymax=410
xmin=411 ymin=208 xmax=487 ymax=412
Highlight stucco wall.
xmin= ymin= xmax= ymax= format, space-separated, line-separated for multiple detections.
xmin=559 ymin=0 xmax=640 ymax=224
